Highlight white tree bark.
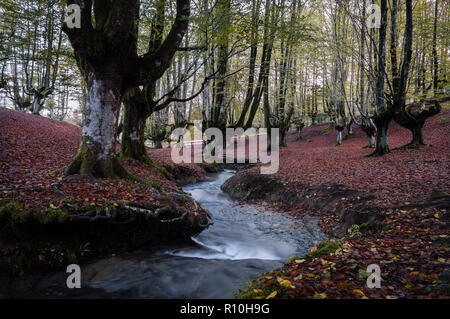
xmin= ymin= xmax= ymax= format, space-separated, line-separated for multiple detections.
xmin=82 ymin=74 xmax=121 ymax=161
xmin=368 ymin=135 xmax=375 ymax=148
xmin=337 ymin=131 xmax=342 ymax=145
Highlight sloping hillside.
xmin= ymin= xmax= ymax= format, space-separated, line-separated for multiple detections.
xmin=0 ymin=107 xmax=209 ymax=281
xmin=0 ymin=107 xmax=202 ymax=207
xmin=224 ymin=109 xmax=450 ymax=299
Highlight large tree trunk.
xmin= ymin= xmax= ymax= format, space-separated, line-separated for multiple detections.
xmin=391 ymin=0 xmax=436 ymax=148
xmin=296 ymin=123 xmax=304 ymax=140
xmin=120 ymin=103 xmax=149 ymax=163
xmin=371 ymin=0 xmax=390 ymax=156
xmin=432 ymin=0 xmax=439 ymax=91
xmin=368 ymin=135 xmax=375 ymax=148
xmin=119 ymin=0 xmax=165 ymax=164
xmin=211 ymin=0 xmax=230 ymax=130
xmin=410 ymin=125 xmax=424 ymax=146
xmin=31 ymin=96 xmax=41 ymax=115
xmin=361 ymin=120 xmax=376 ymax=148
xmin=373 ymin=114 xmax=391 ymax=155
xmin=66 ymin=73 xmax=127 ymax=178
xmin=335 ymin=125 xmax=344 ymax=146
xmin=63 ymin=0 xmax=190 ymax=178
xmin=120 ymin=100 xmax=168 ymax=177
xmin=393 ymin=101 xmax=441 ymax=147
xmin=244 ymin=0 xmax=274 ymax=130
xmin=235 ymin=0 xmax=260 ymax=128
xmin=279 ymin=129 xmax=287 ymax=147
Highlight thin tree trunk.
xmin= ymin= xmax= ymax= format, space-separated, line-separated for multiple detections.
xmin=372 ymin=0 xmax=390 ymax=156
xmin=432 ymin=0 xmax=439 ymax=91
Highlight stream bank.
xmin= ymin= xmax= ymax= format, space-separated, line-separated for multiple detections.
xmin=223 ymin=168 xmax=449 ymax=299
xmin=3 ymin=169 xmax=326 ymax=298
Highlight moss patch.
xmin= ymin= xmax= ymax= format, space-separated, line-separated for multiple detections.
xmin=318 ymin=124 xmax=333 ymax=135
xmin=236 ymin=270 xmax=293 ymax=299
xmin=305 ymin=241 xmax=340 ymax=259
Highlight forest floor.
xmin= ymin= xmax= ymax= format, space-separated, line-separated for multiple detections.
xmin=226 ymin=107 xmax=449 ymax=299
xmin=0 ymin=107 xmax=208 ymax=283
xmin=0 ymin=107 xmax=206 ymax=209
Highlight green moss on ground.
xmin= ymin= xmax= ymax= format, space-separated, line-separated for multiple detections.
xmin=236 ymin=270 xmax=293 ymax=299
xmin=318 ymin=124 xmax=333 ymax=135
xmin=304 ymin=240 xmax=340 ymax=259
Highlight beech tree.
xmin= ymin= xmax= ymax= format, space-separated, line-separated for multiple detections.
xmin=63 ymin=0 xmax=190 ymax=178
xmin=119 ymin=0 xmax=167 ymax=164
xmin=370 ymin=0 xmax=389 ymax=155
xmin=0 ymin=0 xmax=66 ymax=115
xmin=391 ymin=0 xmax=441 ymax=147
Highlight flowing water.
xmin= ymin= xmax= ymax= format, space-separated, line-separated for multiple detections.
xmin=33 ymin=170 xmax=325 ymax=298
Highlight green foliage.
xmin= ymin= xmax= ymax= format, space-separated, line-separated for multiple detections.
xmin=305 ymin=240 xmax=340 ymax=259
xmin=347 ymin=224 xmax=362 ymax=239
xmin=318 ymin=124 xmax=333 ymax=135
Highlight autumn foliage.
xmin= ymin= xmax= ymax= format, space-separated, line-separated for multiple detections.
xmin=235 ymin=107 xmax=450 ymax=299
xmin=0 ymin=107 xmax=203 ymax=210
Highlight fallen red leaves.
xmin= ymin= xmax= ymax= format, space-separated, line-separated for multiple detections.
xmin=0 ymin=107 xmax=200 ymax=211
xmin=275 ymin=110 xmax=449 ymax=208
xmin=236 ymin=108 xmax=449 ymax=299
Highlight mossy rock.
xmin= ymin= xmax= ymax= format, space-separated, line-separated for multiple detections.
xmin=0 ymin=199 xmax=24 ymax=214
xmin=200 ymin=162 xmax=223 ymax=173
xmin=221 ymin=170 xmax=283 ymax=201
xmin=162 ymin=164 xmax=203 ymax=186
xmin=305 ymin=240 xmax=340 ymax=259
xmin=358 ymin=221 xmax=386 ymax=236
xmin=0 ymin=200 xmax=73 ymax=227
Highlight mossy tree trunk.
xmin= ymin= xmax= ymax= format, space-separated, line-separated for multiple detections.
xmin=119 ymin=0 xmax=179 ymax=166
xmin=120 ymin=101 xmax=149 ymax=163
xmin=368 ymin=135 xmax=376 ymax=148
xmin=296 ymin=123 xmax=304 ymax=140
xmin=372 ymin=112 xmax=391 ymax=155
xmin=119 ymin=85 xmax=154 ymax=164
xmin=361 ymin=121 xmax=376 ymax=148
xmin=66 ymin=71 xmax=129 ymax=178
xmin=278 ymin=107 xmax=294 ymax=148
xmin=410 ymin=125 xmax=424 ymax=146
xmin=393 ymin=101 xmax=441 ymax=147
xmin=371 ymin=0 xmax=412 ymax=156
xmin=279 ymin=129 xmax=287 ymax=147
xmin=119 ymin=100 xmax=169 ymax=177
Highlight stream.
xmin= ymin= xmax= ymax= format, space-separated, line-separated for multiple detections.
xmin=32 ymin=170 xmax=326 ymax=298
